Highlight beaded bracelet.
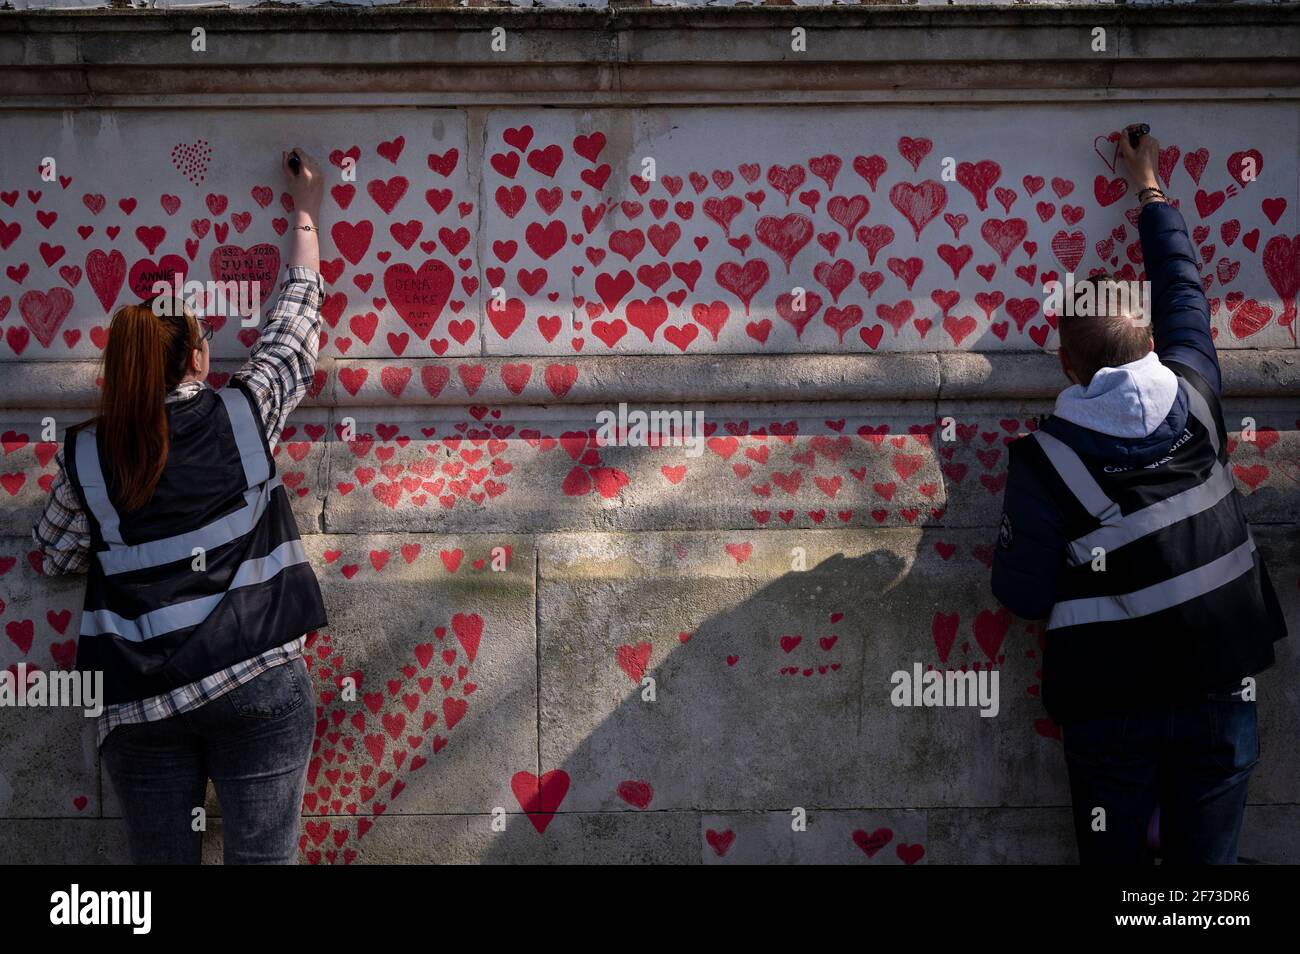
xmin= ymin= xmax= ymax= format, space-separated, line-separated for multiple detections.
xmin=1138 ymin=187 xmax=1168 ymax=203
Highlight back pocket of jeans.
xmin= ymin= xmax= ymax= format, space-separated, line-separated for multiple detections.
xmin=228 ymin=661 xmax=304 ymax=720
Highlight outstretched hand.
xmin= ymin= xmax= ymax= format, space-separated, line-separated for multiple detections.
xmin=282 ymin=147 xmax=324 ymax=220
xmin=282 ymin=147 xmax=322 ymax=272
xmin=1117 ymin=124 xmax=1161 ymax=193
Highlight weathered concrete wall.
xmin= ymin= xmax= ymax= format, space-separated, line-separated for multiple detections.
xmin=0 ymin=7 xmax=1298 ymax=863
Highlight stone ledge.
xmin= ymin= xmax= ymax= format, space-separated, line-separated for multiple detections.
xmin=3 ymin=7 xmax=1300 ymax=104
xmin=0 ymin=351 xmax=1294 ymax=407
xmin=5 ymin=399 xmax=1295 ymax=536
xmin=939 ymin=349 xmax=1300 ymax=399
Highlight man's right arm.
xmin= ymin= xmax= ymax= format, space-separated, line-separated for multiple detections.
xmin=1137 ymin=200 xmax=1223 ymax=395
xmin=1120 ymin=125 xmax=1223 ymax=396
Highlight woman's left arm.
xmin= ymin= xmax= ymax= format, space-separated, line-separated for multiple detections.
xmin=31 ymin=448 xmax=92 ymax=576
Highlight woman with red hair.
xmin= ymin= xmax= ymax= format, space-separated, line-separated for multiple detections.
xmin=32 ymin=149 xmax=329 ymax=865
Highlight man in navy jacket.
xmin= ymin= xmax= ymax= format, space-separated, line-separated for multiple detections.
xmin=992 ymin=124 xmax=1287 ymax=864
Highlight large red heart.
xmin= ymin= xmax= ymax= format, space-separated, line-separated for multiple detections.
xmin=19 ymin=288 xmax=73 ymax=348
xmin=511 ymin=770 xmax=570 ymax=834
xmin=383 ymin=260 xmax=454 ymax=339
xmin=888 ymin=180 xmax=947 ymax=241
xmin=208 ymin=243 xmax=281 ymax=316
xmin=85 ymin=248 xmax=127 ymax=313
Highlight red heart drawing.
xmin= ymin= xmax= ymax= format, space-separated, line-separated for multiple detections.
xmin=170 ymin=139 xmax=212 ymax=185
xmin=18 ymin=288 xmax=73 ymax=348
xmin=888 ymin=180 xmax=947 ymax=241
xmin=383 ymin=260 xmax=454 ymax=339
xmin=511 ymin=769 xmax=570 ymax=834
xmin=852 ymin=827 xmax=894 ymax=858
xmin=208 ymin=243 xmax=281 ymax=316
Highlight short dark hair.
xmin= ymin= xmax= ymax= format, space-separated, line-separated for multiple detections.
xmin=1058 ymin=274 xmax=1153 ymax=385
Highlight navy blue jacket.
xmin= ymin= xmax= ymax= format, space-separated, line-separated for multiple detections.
xmin=991 ymin=202 xmax=1223 ymax=620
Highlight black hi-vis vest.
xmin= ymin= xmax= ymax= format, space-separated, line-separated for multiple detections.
xmin=1021 ymin=363 xmax=1286 ymax=725
xmin=63 ymin=380 xmax=327 ymax=705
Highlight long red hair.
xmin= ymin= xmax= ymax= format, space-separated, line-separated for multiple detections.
xmin=96 ymin=299 xmax=198 ymax=512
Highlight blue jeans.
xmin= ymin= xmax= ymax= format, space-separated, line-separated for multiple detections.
xmin=1061 ymin=682 xmax=1259 ymax=864
xmin=102 ymin=656 xmax=314 ymax=865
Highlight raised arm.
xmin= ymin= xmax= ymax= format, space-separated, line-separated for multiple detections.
xmin=284 ymin=148 xmax=323 ymax=275
xmin=1119 ymin=125 xmax=1223 ymax=396
xmin=232 ymin=148 xmax=327 ymax=447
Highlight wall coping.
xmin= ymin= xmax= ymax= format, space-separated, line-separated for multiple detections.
xmin=1 ymin=350 xmax=1294 ymax=409
xmin=4 ymin=6 xmax=1300 ymax=105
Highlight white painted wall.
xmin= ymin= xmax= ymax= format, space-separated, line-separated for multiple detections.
xmin=1 ymin=105 xmax=1295 ymax=363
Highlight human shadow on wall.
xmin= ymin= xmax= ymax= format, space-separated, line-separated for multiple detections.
xmin=451 ymin=316 xmax=1074 ymax=863
xmin=475 ymin=523 xmax=1073 ymax=864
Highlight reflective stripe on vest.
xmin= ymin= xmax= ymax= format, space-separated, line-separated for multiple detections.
xmin=1040 ymin=377 xmax=1228 ymax=569
xmin=74 ymin=386 xmax=272 ymax=574
xmin=74 ymin=427 xmax=125 ymax=546
xmin=219 ymin=386 xmax=271 ymax=487
xmin=1033 ymin=429 xmax=1123 ymax=532
xmin=97 ymin=476 xmax=283 ymax=577
xmin=73 ymin=384 xmax=298 ymax=643
xmin=1048 ymin=535 xmax=1257 ymax=629
xmin=1055 ymin=374 xmax=1227 ymax=566
xmin=1181 ymin=376 xmax=1222 ymax=456
xmin=1035 ymin=374 xmax=1253 ymax=629
xmin=78 ymin=538 xmax=310 ymax=642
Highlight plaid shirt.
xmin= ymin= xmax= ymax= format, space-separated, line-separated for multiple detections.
xmin=31 ymin=265 xmax=325 ymax=748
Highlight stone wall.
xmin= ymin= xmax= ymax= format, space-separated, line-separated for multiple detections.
xmin=0 ymin=7 xmax=1297 ymax=863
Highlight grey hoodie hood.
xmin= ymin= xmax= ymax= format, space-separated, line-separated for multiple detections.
xmin=1052 ymin=351 xmax=1180 ymax=439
